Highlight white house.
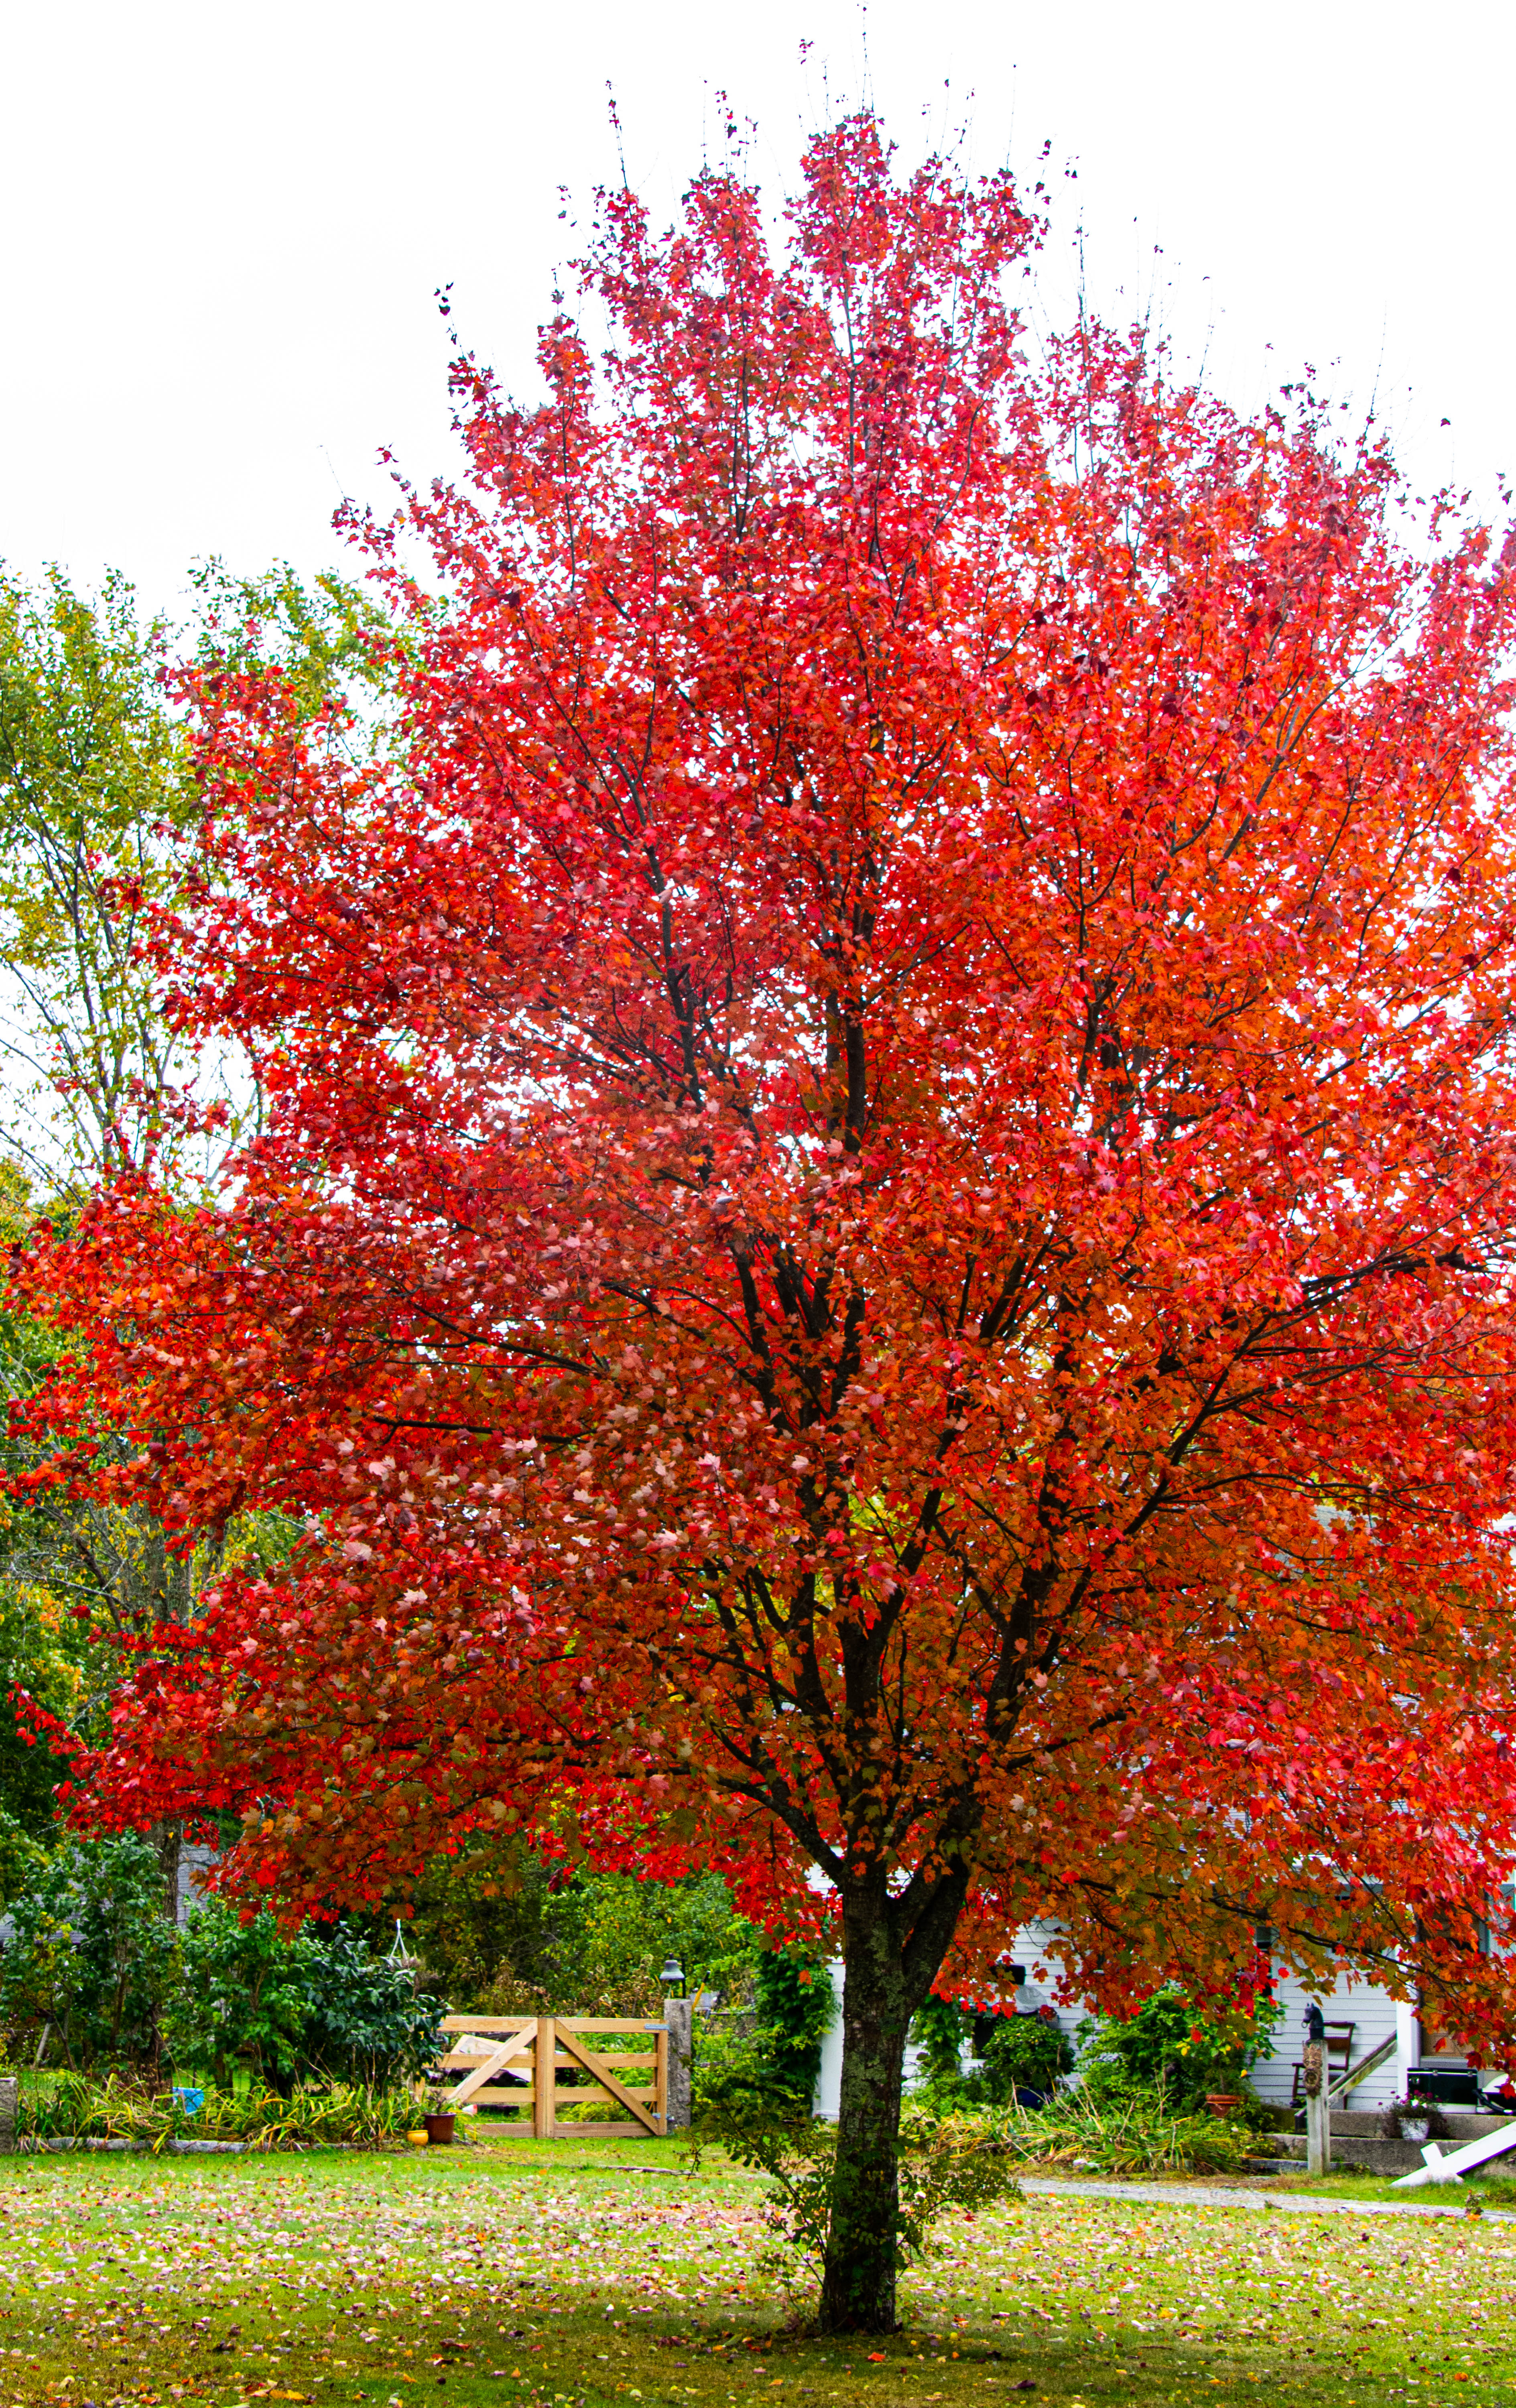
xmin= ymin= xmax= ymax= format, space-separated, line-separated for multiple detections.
xmin=811 ymin=1920 xmax=1480 ymax=2118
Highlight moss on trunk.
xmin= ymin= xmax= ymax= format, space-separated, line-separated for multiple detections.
xmin=817 ymin=1870 xmax=967 ymax=2333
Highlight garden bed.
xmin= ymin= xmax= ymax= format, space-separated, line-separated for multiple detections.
xmin=7 ymin=2066 xmax=423 ymax=2150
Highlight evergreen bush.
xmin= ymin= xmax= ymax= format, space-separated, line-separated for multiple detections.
xmin=162 ymin=1903 xmax=439 ymax=2090
xmin=909 ymin=1993 xmax=1075 ymax=2107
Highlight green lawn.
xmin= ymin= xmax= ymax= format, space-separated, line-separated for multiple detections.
xmin=1268 ymin=2167 xmax=1516 ymax=2207
xmin=2 ymin=2135 xmax=1514 ymax=2408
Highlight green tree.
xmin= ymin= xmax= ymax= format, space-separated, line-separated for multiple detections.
xmin=0 ymin=567 xmax=201 ymax=1195
xmin=547 ymin=1870 xmax=759 ymax=2015
xmin=186 ymin=559 xmax=394 ymax=735
xmin=0 ymin=558 xmax=389 ymax=1197
xmin=395 ymin=1837 xmax=555 ymax=2005
xmin=0 ymin=563 xmax=372 ymax=1870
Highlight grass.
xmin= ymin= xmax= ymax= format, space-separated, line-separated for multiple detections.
xmin=1264 ymin=2166 xmax=1516 ymax=2207
xmin=2 ymin=2131 xmax=1516 ymax=2408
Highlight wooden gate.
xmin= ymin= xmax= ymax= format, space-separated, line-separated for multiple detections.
xmin=432 ymin=2015 xmax=669 ymax=2138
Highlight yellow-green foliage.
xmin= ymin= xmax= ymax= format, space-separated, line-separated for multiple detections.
xmin=14 ymin=2068 xmax=420 ymax=2148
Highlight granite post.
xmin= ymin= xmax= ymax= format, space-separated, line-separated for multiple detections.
xmin=1303 ymin=2041 xmax=1330 ymax=2176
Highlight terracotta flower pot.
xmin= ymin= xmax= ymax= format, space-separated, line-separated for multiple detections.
xmin=423 ymin=2113 xmax=456 ymax=2145
xmin=1205 ymin=2092 xmax=1243 ymax=2118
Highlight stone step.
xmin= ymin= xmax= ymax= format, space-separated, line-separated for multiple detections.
xmin=1324 ymin=2110 xmax=1510 ymax=2142
xmin=1270 ymin=2133 xmax=1430 ymax=2174
xmin=1267 ymin=2123 xmax=1516 ymax=2176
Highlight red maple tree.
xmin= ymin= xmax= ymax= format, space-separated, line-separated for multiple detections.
xmin=19 ymin=116 xmax=1516 ymax=2325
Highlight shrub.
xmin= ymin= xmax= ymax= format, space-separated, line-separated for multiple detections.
xmin=693 ymin=1944 xmax=834 ymax=2121
xmin=980 ymin=2009 xmax=1077 ymax=2100
xmin=300 ymin=1924 xmax=443 ymax=2086
xmin=910 ymin=1994 xmax=1075 ymax=2109
xmin=1077 ymin=1985 xmax=1282 ymax=2113
xmin=160 ymin=1904 xmax=318 ymax=2087
xmin=0 ymin=1830 xmax=176 ymax=2066
xmin=754 ymin=1947 xmax=834 ymax=2101
xmin=689 ymin=2092 xmax=1021 ymax=2294
xmin=161 ymin=1903 xmax=440 ymax=2090
xmin=912 ymin=1992 xmax=969 ymax=2085
xmin=472 ymin=1966 xmax=552 ymax=2018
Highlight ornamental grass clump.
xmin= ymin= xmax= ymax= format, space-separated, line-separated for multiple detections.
xmin=13 ymin=2069 xmax=128 ymax=2141
xmin=10 ymin=2070 xmax=419 ymax=2149
xmin=986 ymin=2086 xmax=1252 ymax=2177
xmin=181 ymin=2081 xmax=421 ymax=2146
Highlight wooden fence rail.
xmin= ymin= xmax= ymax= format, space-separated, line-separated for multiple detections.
xmin=429 ymin=2015 xmax=671 ymax=2139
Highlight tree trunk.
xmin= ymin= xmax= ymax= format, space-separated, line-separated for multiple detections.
xmin=816 ymin=1885 xmax=921 ymax=2335
xmin=151 ymin=1816 xmax=182 ymax=1924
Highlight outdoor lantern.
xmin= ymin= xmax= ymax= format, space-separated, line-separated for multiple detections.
xmin=660 ymin=1956 xmax=686 ymax=1995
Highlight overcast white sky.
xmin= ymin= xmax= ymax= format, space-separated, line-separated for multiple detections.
xmin=3 ymin=0 xmax=1511 ymax=620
